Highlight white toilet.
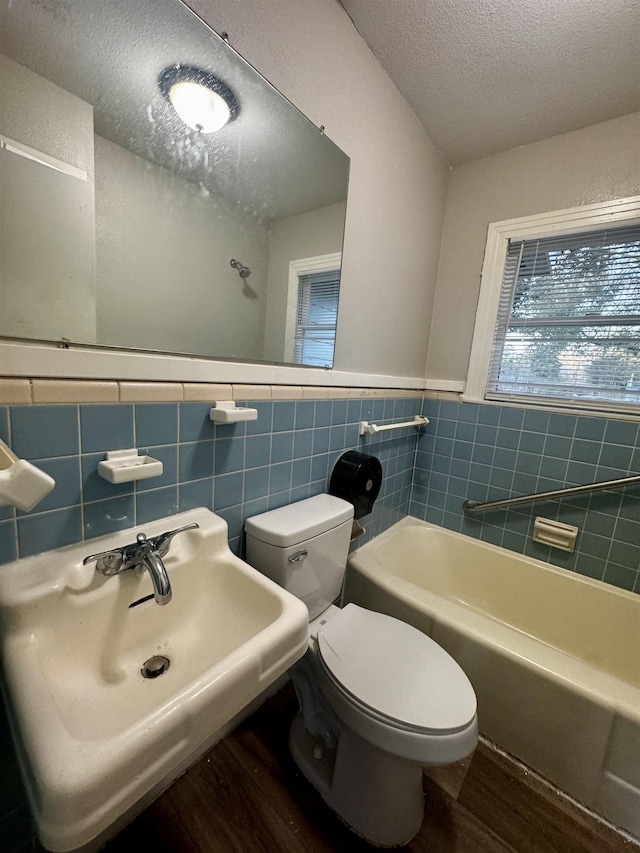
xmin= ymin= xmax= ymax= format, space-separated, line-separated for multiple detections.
xmin=245 ymin=494 xmax=478 ymax=847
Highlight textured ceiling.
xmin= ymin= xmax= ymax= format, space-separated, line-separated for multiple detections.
xmin=340 ymin=0 xmax=640 ymax=165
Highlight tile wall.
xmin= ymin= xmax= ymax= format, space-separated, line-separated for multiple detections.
xmin=2 ymin=381 xmax=640 ymax=850
xmin=0 ymin=385 xmax=421 ymax=853
xmin=411 ymin=398 xmax=640 ymax=593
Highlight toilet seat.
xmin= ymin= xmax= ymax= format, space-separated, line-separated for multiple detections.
xmin=317 ymin=603 xmax=476 ymax=735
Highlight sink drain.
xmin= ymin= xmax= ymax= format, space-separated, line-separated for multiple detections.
xmin=141 ymin=655 xmax=170 ymax=679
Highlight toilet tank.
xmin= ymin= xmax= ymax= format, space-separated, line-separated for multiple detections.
xmin=245 ymin=494 xmax=354 ymax=620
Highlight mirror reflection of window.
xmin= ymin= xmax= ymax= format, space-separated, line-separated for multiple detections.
xmin=286 ymin=253 xmax=341 ymax=367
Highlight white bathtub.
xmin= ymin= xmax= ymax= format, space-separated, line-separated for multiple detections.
xmin=343 ymin=517 xmax=640 ymax=840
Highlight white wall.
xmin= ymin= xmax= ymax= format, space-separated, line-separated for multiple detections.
xmin=95 ymin=135 xmax=267 ymax=360
xmin=185 ymin=0 xmax=449 ymax=381
xmin=426 ymin=112 xmax=640 ymax=384
xmin=0 ymin=54 xmax=96 ymax=344
xmin=263 ymin=202 xmax=346 ymax=363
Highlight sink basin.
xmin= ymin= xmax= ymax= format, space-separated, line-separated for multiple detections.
xmin=0 ymin=508 xmax=309 ymax=852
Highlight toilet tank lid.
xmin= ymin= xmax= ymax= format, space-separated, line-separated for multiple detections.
xmin=244 ymin=494 xmax=354 ymax=547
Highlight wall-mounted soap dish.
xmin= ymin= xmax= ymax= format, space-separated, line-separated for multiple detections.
xmin=209 ymin=401 xmax=258 ymax=424
xmin=98 ymin=449 xmax=163 ymax=484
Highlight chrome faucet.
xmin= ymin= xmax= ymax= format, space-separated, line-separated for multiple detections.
xmin=82 ymin=523 xmax=199 ymax=605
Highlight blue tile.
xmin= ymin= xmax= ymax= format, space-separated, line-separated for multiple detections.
xmin=544 ymin=435 xmax=572 ymax=459
xmin=499 ymin=408 xmax=524 ymax=430
xmin=454 ymin=421 xmax=475 ymax=442
xmin=244 ymin=467 xmax=270 ymax=502
xmin=329 ymin=425 xmax=346 ymax=451
xmin=346 ymin=400 xmax=362 ymax=424
xmin=243 ymin=496 xmax=269 ymax=521
xmin=295 ymin=401 xmax=316 ymax=430
xmin=575 ymin=555 xmax=605 ymax=581
xmin=271 ymin=431 xmax=294 ymax=464
xmin=268 ymin=491 xmax=291 ymax=511
xmin=574 ymin=417 xmax=606 ymax=441
xmin=293 ymin=430 xmax=313 ymax=460
xmin=458 ymin=403 xmax=479 ymax=423
xmin=471 ymin=444 xmax=493 ymax=465
xmin=136 ymin=445 xmax=178 ymax=491
xmin=17 ymin=506 xmax=82 ymax=558
xmin=213 ymin=421 xmax=246 ymax=439
xmin=292 ymin=458 xmax=311 ymax=487
xmin=493 ymin=447 xmax=516 ymax=470
xmin=570 ymin=439 xmax=601 ymax=465
xmin=179 ymin=403 xmax=215 ymax=442
xmin=272 ymin=402 xmax=295 ymax=432
xmin=613 ymin=517 xmax=640 ymax=546
xmin=0 ymin=521 xmax=16 ymax=564
xmin=81 ymin=453 xmax=134 ymax=503
xmin=451 ymin=440 xmax=472 ymax=461
xmin=310 ymin=454 xmax=329 ymax=483
xmin=548 ymin=413 xmax=576 ymax=437
xmin=80 ymin=405 xmax=133 ymax=453
xmin=215 ymin=437 xmax=245 ymax=475
xmin=179 ymin=441 xmax=214 ymax=482
xmin=214 ymin=472 xmax=244 ymax=510
xmin=216 ymin=504 xmax=244 ymax=540
xmin=16 ymin=456 xmax=80 ymax=516
xmin=136 ymin=486 xmax=179 ymax=524
xmin=246 ymin=402 xmax=273 ymax=435
xmin=314 ymin=401 xmax=332 ymax=428
xmin=269 ymin=462 xmax=292 ymax=494
xmin=313 ymin=427 xmax=330 ymax=455
xmin=566 ymin=461 xmax=597 ymax=484
xmin=436 ymin=419 xmax=456 ymax=438
xmin=603 ymin=563 xmax=637 ymax=591
xmin=522 ymin=410 xmax=549 ymax=433
xmin=178 ymin=478 xmax=213 ymax=512
xmin=291 ymin=484 xmax=311 ymax=502
xmin=518 ymin=431 xmax=545 ymax=455
xmin=83 ymin=496 xmax=134 ymax=541
xmin=495 ymin=428 xmax=520 ymax=450
xmin=135 ymin=404 xmax=178 ymax=447
xmin=475 ymin=425 xmax=497 ymax=446
xmin=11 ymin=405 xmax=78 ymax=459
xmin=598 ymin=443 xmax=633 ymax=471
xmin=245 ymin=435 xmax=271 ymax=469
xmin=579 ymin=531 xmax=611 ymax=559
xmin=331 ymin=401 xmax=348 ymax=425
xmin=604 ymin=420 xmax=638 ymax=447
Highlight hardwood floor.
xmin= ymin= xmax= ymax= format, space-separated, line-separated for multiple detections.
xmin=106 ymin=689 xmax=637 ymax=853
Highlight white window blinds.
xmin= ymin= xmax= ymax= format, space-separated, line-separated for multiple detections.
xmin=293 ymin=269 xmax=340 ymax=367
xmin=487 ymin=224 xmax=640 ymax=409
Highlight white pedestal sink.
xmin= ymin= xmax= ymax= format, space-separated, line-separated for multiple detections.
xmin=0 ymin=508 xmax=309 ymax=852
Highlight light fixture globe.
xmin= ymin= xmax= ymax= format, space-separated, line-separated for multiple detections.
xmin=159 ymin=65 xmax=239 ymax=133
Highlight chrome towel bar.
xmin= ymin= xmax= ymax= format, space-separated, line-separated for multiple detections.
xmin=463 ymin=474 xmax=640 ymax=514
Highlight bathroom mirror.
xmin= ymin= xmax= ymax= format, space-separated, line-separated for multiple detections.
xmin=0 ymin=0 xmax=349 ymax=368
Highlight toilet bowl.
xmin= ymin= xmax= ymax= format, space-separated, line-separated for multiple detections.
xmin=245 ymin=494 xmax=478 ymax=847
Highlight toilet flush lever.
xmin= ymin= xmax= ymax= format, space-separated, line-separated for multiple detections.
xmin=288 ymin=549 xmax=308 ymax=564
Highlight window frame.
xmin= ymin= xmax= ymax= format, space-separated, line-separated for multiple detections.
xmin=465 ymin=195 xmax=640 ymax=414
xmin=284 ymin=252 xmax=342 ymax=365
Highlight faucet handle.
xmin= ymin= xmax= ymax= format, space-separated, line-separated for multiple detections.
xmin=148 ymin=522 xmax=200 ymax=558
xmin=82 ymin=548 xmax=124 ymax=575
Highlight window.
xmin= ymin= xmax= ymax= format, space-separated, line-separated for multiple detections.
xmin=467 ymin=197 xmax=640 ymax=413
xmin=285 ymin=253 xmax=341 ymax=367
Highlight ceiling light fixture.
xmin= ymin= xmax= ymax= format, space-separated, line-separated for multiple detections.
xmin=159 ymin=64 xmax=239 ymax=133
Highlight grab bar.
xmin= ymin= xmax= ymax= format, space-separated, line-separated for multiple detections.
xmin=463 ymin=474 xmax=640 ymax=514
xmin=359 ymin=416 xmax=429 ymax=436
